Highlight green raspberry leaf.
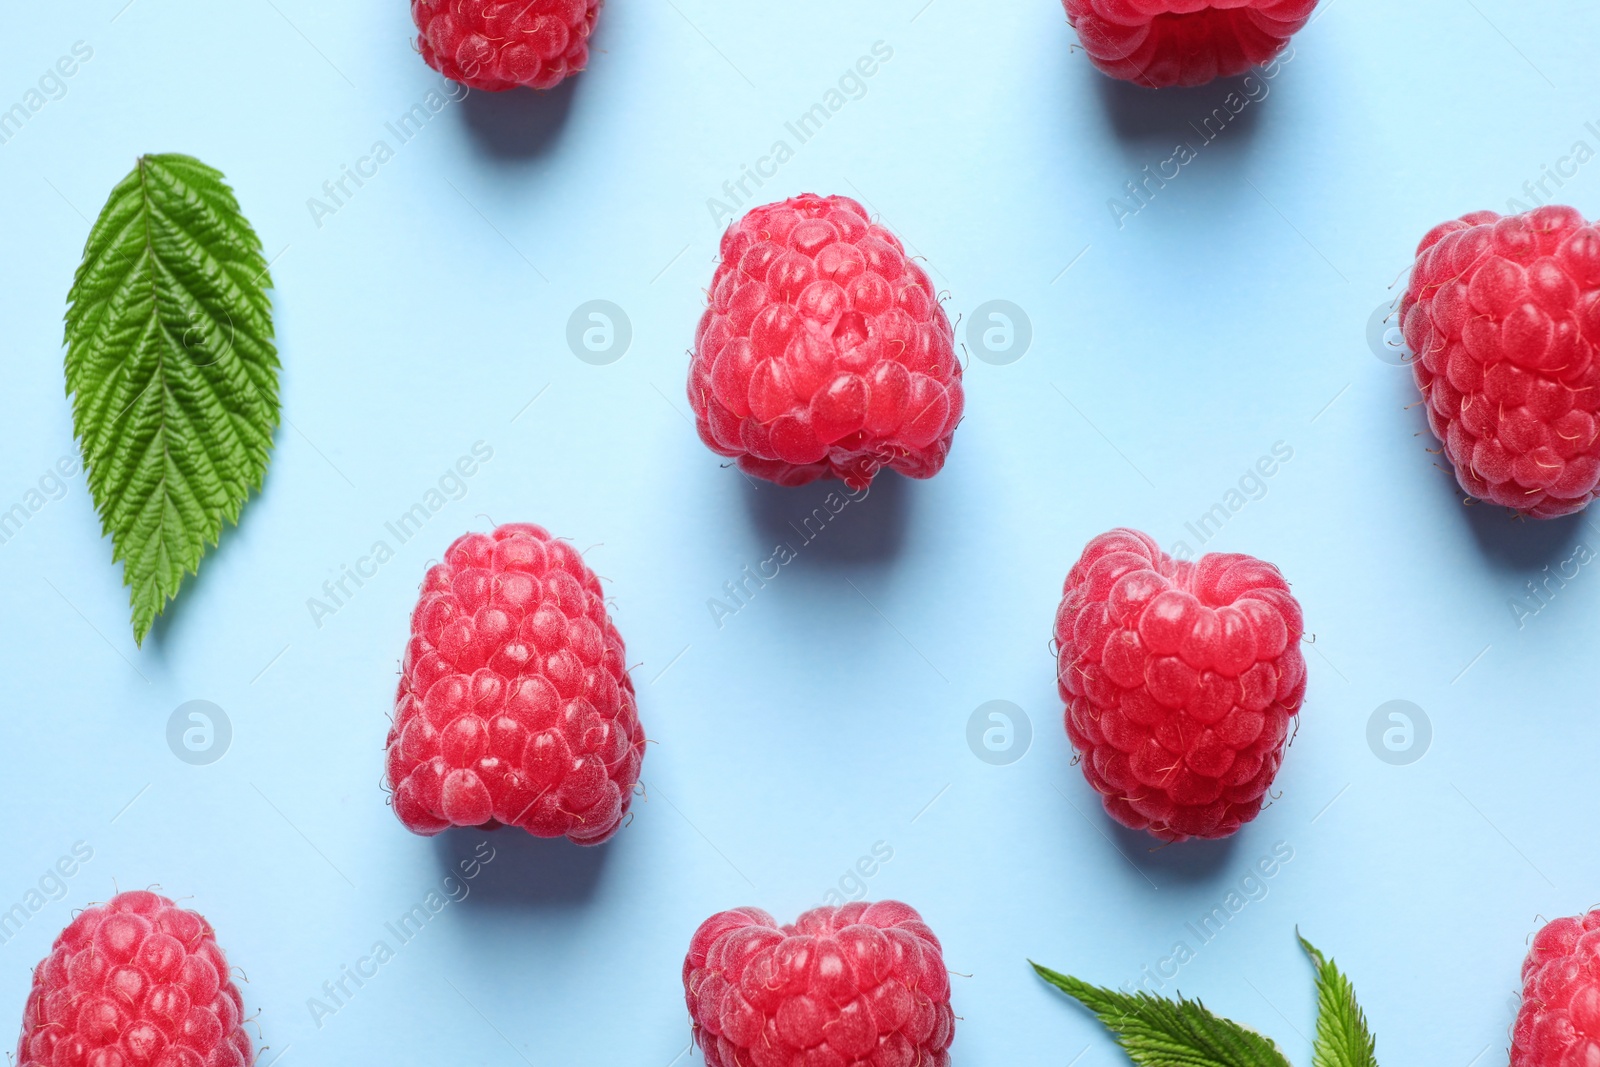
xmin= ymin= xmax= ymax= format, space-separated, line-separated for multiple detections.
xmin=64 ymin=153 xmax=278 ymax=645
xmin=1031 ymin=961 xmax=1292 ymax=1067
xmin=1298 ymin=932 xmax=1378 ymax=1067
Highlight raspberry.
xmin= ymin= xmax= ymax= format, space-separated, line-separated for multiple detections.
xmin=1055 ymin=528 xmax=1307 ymax=841
xmin=412 ymin=0 xmax=600 ymax=91
xmin=688 ymin=193 xmax=964 ymax=488
xmin=16 ymin=891 xmax=252 ymax=1067
xmin=683 ymin=901 xmax=955 ymax=1067
xmin=1062 ymin=0 xmax=1315 ymax=88
xmin=1400 ymin=206 xmax=1600 ymax=518
xmin=385 ymin=522 xmax=646 ymax=845
xmin=1512 ymin=910 xmax=1600 ymax=1066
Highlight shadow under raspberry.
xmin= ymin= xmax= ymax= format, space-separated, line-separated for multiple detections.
xmin=1107 ymin=817 xmax=1243 ymax=885
xmin=431 ymin=824 xmax=613 ymax=907
xmin=1089 ymin=70 xmax=1267 ymax=151
xmin=738 ymin=469 xmax=910 ymax=567
xmin=1460 ymin=498 xmax=1588 ymax=574
xmin=460 ymin=76 xmax=579 ymax=162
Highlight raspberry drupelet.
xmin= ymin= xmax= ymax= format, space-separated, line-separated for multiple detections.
xmin=16 ymin=891 xmax=254 ymax=1067
xmin=684 ymin=901 xmax=955 ymax=1067
xmin=1055 ymin=528 xmax=1307 ymax=841
xmin=688 ymin=194 xmax=964 ymax=488
xmin=412 ymin=0 xmax=601 ymax=91
xmin=1401 ymin=206 xmax=1600 ymax=518
xmin=386 ymin=523 xmax=646 ymax=845
xmin=1062 ymin=0 xmax=1316 ymax=88
xmin=1513 ymin=910 xmax=1600 ymax=1067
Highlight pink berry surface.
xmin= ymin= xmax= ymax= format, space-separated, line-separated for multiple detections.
xmin=1514 ymin=911 xmax=1600 ymax=1067
xmin=684 ymin=902 xmax=955 ymax=1067
xmin=688 ymin=193 xmax=964 ymax=488
xmin=412 ymin=0 xmax=601 ymax=91
xmin=386 ymin=522 xmax=646 ymax=843
xmin=1401 ymin=206 xmax=1600 ymax=517
xmin=1062 ymin=0 xmax=1316 ymax=87
xmin=1056 ymin=528 xmax=1306 ymax=841
xmin=16 ymin=892 xmax=252 ymax=1067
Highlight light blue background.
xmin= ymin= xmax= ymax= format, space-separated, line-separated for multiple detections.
xmin=2 ymin=0 xmax=1597 ymax=1063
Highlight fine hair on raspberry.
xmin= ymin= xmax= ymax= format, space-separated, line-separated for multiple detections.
xmin=1401 ymin=205 xmax=1600 ymax=518
xmin=386 ymin=522 xmax=646 ymax=844
xmin=1062 ymin=0 xmax=1317 ymax=88
xmin=16 ymin=891 xmax=253 ymax=1067
xmin=1512 ymin=909 xmax=1600 ymax=1066
xmin=412 ymin=0 xmax=602 ymax=91
xmin=688 ymin=193 xmax=964 ymax=488
xmin=683 ymin=901 xmax=955 ymax=1067
xmin=1056 ymin=528 xmax=1307 ymax=841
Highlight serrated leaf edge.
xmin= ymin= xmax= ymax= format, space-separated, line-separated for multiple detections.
xmin=64 ymin=152 xmax=278 ymax=644
xmin=1297 ymin=932 xmax=1378 ymax=1067
xmin=1031 ymin=960 xmax=1294 ymax=1067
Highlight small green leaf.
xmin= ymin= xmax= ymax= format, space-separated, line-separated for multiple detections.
xmin=1298 ymin=932 xmax=1378 ymax=1067
xmin=1032 ymin=961 xmax=1293 ymax=1067
xmin=65 ymin=153 xmax=278 ymax=644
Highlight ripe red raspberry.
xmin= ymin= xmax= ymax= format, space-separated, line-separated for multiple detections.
xmin=1055 ymin=529 xmax=1307 ymax=841
xmin=412 ymin=0 xmax=600 ymax=91
xmin=683 ymin=901 xmax=955 ymax=1067
xmin=385 ymin=522 xmax=646 ymax=845
xmin=16 ymin=891 xmax=252 ymax=1067
xmin=1512 ymin=910 xmax=1600 ymax=1066
xmin=1400 ymin=206 xmax=1600 ymax=518
xmin=1062 ymin=0 xmax=1315 ymax=88
xmin=688 ymin=193 xmax=964 ymax=488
